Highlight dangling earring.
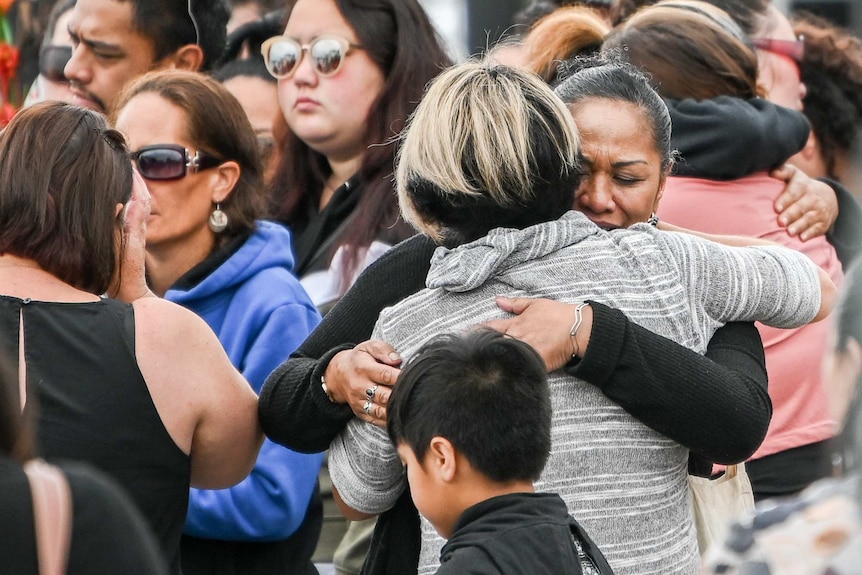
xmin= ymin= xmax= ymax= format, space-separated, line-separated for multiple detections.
xmin=647 ymin=212 xmax=659 ymax=227
xmin=209 ymin=203 xmax=228 ymax=233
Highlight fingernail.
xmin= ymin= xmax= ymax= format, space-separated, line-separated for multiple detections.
xmin=775 ymin=203 xmax=783 ymax=211
xmin=779 ymin=217 xmax=788 ymax=226
xmin=389 ymin=352 xmax=401 ymax=361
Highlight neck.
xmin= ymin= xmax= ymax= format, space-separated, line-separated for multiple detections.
xmin=146 ymin=238 xmax=215 ymax=297
xmin=0 ymin=254 xmax=101 ymax=302
xmin=0 ymin=254 xmax=42 ymax=270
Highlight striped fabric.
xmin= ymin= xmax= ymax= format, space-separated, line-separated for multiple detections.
xmin=329 ymin=210 xmax=823 ymax=575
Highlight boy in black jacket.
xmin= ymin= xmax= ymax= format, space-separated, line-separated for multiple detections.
xmin=387 ymin=330 xmax=614 ymax=575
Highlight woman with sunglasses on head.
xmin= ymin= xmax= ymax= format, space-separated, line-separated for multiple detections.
xmin=0 ymin=101 xmax=263 ymax=575
xmin=262 ymin=0 xmax=451 ymax=313
xmin=602 ymin=0 xmax=845 ymax=501
xmin=111 ymin=70 xmax=324 ymax=575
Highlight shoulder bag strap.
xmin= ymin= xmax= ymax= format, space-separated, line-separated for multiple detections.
xmin=23 ymin=459 xmax=73 ymax=575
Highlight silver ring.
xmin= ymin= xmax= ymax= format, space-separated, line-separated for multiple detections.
xmin=365 ymin=385 xmax=378 ymax=400
xmin=363 ymin=400 xmax=373 ymax=415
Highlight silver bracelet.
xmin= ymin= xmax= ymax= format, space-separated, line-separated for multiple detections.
xmin=321 ymin=375 xmax=336 ymax=403
xmin=569 ymin=302 xmax=590 ymax=358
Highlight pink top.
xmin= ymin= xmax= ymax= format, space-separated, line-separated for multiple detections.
xmin=658 ymin=172 xmax=843 ymax=459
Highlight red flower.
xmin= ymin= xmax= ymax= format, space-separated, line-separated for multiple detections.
xmin=0 ymin=42 xmax=19 ymax=80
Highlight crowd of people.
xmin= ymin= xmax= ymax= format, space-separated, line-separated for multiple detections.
xmin=1 ymin=0 xmax=861 ymax=574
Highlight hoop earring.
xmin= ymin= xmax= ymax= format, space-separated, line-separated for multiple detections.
xmin=209 ymin=204 xmax=228 ymax=233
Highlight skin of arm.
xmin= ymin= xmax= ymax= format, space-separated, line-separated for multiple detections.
xmin=134 ymin=297 xmax=263 ymax=489
xmin=489 ymin=298 xmax=771 ymax=464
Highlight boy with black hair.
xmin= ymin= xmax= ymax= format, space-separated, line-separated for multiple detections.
xmin=387 ymin=330 xmax=614 ymax=575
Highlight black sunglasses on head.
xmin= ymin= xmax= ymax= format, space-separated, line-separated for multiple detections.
xmin=39 ymin=45 xmax=72 ymax=84
xmin=130 ymin=144 xmax=222 ymax=181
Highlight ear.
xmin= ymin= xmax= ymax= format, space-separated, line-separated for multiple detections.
xmin=163 ymin=44 xmax=205 ymax=72
xmin=210 ymin=160 xmax=241 ymax=204
xmin=800 ymin=132 xmax=820 ymax=161
xmin=428 ymin=436 xmax=458 ymax=483
xmin=653 ymin=168 xmax=668 ymax=212
xmin=115 ymin=202 xmax=125 ymax=220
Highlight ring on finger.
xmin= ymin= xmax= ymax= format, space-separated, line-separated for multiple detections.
xmin=363 ymin=400 xmax=373 ymax=415
xmin=365 ymin=385 xmax=378 ymax=400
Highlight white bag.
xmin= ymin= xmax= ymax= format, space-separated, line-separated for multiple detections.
xmin=689 ymin=463 xmax=755 ymax=555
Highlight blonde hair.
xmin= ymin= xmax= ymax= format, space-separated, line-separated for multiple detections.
xmin=396 ymin=61 xmax=580 ymax=244
xmin=523 ymin=6 xmax=611 ymax=84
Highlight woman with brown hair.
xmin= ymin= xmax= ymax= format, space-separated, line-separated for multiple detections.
xmin=112 ymin=70 xmax=323 ymax=575
xmin=0 ymin=101 xmax=262 ymax=575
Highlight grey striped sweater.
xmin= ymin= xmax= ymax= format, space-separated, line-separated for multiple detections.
xmin=329 ymin=211 xmax=823 ymax=575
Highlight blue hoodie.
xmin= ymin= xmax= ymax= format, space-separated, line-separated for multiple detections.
xmin=166 ymin=220 xmax=323 ymax=541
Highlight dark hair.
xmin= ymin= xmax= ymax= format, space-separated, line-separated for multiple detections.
xmin=270 ymin=0 xmax=452 ymax=280
xmin=555 ymin=55 xmax=675 ymax=173
xmin=0 ymin=102 xmax=132 ymax=294
xmin=388 ymin=330 xmax=552 ymax=482
xmin=513 ymin=1 xmax=560 ymax=28
xmin=516 ymin=0 xmax=615 ymax=28
xmin=43 ymin=0 xmax=77 ymax=44
xmin=112 ymin=70 xmax=267 ymax=243
xmin=124 ymin=0 xmax=230 ymax=71
xmin=603 ymin=2 xmax=760 ymax=100
xmin=611 ymin=0 xmax=657 ymax=25
xmin=793 ymin=14 xmax=862 ymax=181
xmin=700 ymin=0 xmax=769 ymax=36
xmin=213 ymin=9 xmax=285 ymax=80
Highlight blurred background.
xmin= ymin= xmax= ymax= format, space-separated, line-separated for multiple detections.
xmin=420 ymin=0 xmax=862 ymax=61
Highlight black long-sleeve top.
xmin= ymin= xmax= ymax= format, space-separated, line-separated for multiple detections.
xmin=259 ymin=233 xmax=770 ymax=463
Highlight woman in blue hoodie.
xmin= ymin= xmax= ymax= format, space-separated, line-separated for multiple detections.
xmin=112 ymin=70 xmax=324 ymax=575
